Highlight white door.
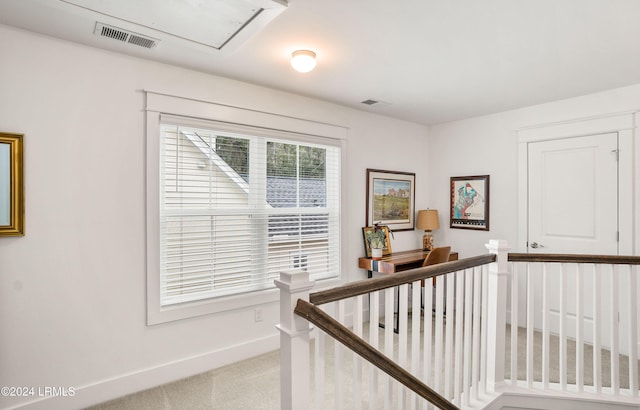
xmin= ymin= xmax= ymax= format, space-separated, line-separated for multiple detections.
xmin=527 ymin=132 xmax=619 ymax=346
xmin=528 ymin=132 xmax=618 ymax=255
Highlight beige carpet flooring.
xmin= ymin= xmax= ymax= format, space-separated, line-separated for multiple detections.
xmin=505 ymin=325 xmax=638 ymax=389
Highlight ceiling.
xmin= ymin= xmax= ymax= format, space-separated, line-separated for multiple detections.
xmin=2 ymin=0 xmax=640 ymax=125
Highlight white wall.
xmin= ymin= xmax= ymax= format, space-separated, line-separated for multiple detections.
xmin=427 ymin=84 xmax=640 ymax=257
xmin=0 ymin=25 xmax=430 ymax=409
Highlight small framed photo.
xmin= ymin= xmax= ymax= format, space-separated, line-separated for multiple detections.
xmin=450 ymin=175 xmax=490 ymax=231
xmin=366 ymin=169 xmax=415 ymax=231
xmin=362 ymin=226 xmax=393 ymax=258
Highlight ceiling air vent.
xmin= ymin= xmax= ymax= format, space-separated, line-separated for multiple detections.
xmin=361 ymin=99 xmax=391 ymax=107
xmin=94 ymin=22 xmax=159 ymax=49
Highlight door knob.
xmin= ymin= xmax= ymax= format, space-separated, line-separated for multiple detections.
xmin=530 ymin=242 xmax=544 ymax=248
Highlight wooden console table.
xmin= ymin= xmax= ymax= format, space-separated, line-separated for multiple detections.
xmin=359 ymin=248 xmax=458 ymax=277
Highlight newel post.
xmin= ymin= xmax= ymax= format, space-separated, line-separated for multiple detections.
xmin=485 ymin=239 xmax=510 ymax=391
xmin=274 ymin=270 xmax=315 ymax=410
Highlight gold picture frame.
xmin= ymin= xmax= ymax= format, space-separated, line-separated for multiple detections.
xmin=0 ymin=132 xmax=24 ymax=236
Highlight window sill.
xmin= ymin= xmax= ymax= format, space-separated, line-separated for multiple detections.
xmin=147 ymin=275 xmax=342 ymax=325
xmin=148 ymin=286 xmax=280 ymax=325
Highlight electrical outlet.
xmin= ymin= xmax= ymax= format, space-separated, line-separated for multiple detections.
xmin=254 ymin=308 xmax=263 ymax=322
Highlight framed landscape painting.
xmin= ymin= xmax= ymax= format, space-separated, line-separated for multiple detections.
xmin=450 ymin=175 xmax=489 ymax=230
xmin=366 ymin=169 xmax=415 ymax=231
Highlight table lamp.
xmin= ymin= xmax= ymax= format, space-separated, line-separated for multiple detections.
xmin=416 ymin=209 xmax=440 ymax=250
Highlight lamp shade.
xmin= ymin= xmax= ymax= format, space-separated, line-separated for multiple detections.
xmin=416 ymin=209 xmax=440 ymax=231
xmin=290 ymin=50 xmax=317 ymax=73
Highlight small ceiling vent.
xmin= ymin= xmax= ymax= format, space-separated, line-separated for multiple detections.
xmin=361 ymin=99 xmax=391 ymax=107
xmin=94 ymin=22 xmax=159 ymax=49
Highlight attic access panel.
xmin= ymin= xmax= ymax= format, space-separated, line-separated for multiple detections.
xmin=61 ymin=0 xmax=286 ymax=49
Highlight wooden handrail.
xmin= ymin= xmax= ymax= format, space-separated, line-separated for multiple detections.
xmin=294 ymin=299 xmax=460 ymax=410
xmin=311 ymin=252 xmax=640 ymax=306
xmin=310 ymin=254 xmax=496 ymax=306
xmin=508 ymin=253 xmax=640 ymax=265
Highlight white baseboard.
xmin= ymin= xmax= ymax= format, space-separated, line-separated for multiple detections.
xmin=8 ymin=333 xmax=280 ymax=410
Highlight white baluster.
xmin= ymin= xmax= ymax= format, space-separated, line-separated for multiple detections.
xmin=542 ymin=263 xmax=550 ymax=389
xmin=444 ymin=273 xmax=454 ymax=398
xmin=369 ymin=291 xmax=380 ymax=409
xmin=472 ymin=266 xmax=482 ymax=400
xmin=315 ymin=329 xmax=325 ymax=410
xmin=526 ymin=263 xmax=535 ymax=388
xmin=610 ymin=265 xmax=620 ymax=394
xmin=410 ymin=280 xmax=421 ymax=410
xmin=480 ymin=264 xmax=488 ymax=395
xmin=384 ymin=287 xmax=394 ymax=410
xmin=454 ymin=270 xmax=464 ymax=405
xmin=435 ymin=276 xmax=444 ymax=394
xmin=510 ymin=262 xmax=519 ymax=385
xmin=560 ymin=263 xmax=567 ymax=390
xmin=628 ymin=265 xmax=639 ymax=395
xmin=335 ymin=299 xmax=345 ymax=409
xmin=353 ymin=295 xmax=363 ymax=410
xmin=423 ymin=278 xmax=434 ymax=410
xmin=576 ymin=264 xmax=584 ymax=392
xmin=463 ymin=269 xmax=473 ymax=407
xmin=593 ymin=264 xmax=602 ymax=393
xmin=398 ymin=283 xmax=409 ymax=410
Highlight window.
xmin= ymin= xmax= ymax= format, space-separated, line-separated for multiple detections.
xmin=145 ymin=92 xmax=346 ymax=324
xmin=158 ymin=118 xmax=341 ymax=308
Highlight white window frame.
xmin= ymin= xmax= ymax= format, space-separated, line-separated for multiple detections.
xmin=145 ymin=91 xmax=348 ymax=325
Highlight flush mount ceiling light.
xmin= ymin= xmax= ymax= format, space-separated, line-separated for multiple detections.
xmin=290 ymin=50 xmax=317 ymax=73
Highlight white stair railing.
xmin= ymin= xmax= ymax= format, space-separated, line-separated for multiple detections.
xmin=278 ymin=242 xmax=640 ymax=409
xmin=506 ymin=253 xmax=640 ymax=405
xmin=278 ymin=251 xmax=500 ymax=409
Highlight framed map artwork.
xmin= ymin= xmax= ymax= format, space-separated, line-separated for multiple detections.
xmin=366 ymin=169 xmax=415 ymax=231
xmin=450 ymin=175 xmax=489 ymax=230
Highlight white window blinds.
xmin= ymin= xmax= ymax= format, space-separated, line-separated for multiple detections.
xmin=159 ymin=117 xmax=341 ymax=306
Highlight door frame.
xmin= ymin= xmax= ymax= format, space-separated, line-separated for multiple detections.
xmin=517 ymin=112 xmax=636 ymax=255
